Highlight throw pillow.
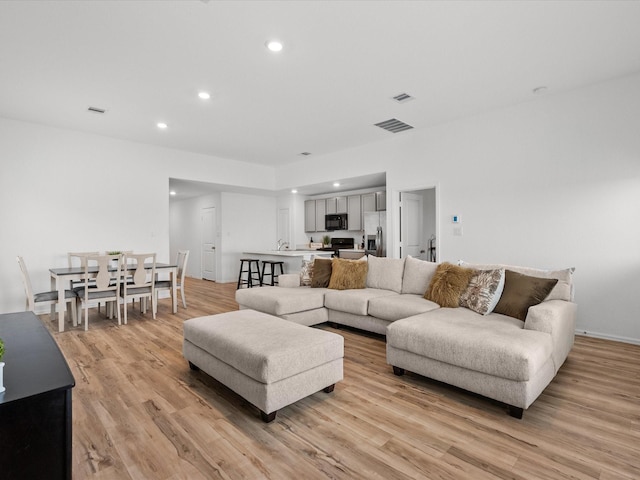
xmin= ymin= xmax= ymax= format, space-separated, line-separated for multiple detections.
xmin=401 ymin=256 xmax=438 ymax=295
xmin=328 ymin=258 xmax=369 ymax=290
xmin=310 ymin=258 xmax=333 ymax=288
xmin=459 ymin=268 xmax=505 ymax=315
xmin=493 ymin=270 xmax=558 ymax=321
xmin=366 ymin=255 xmax=405 ymax=293
xmin=299 ymin=259 xmax=314 ymax=286
xmin=424 ymin=262 xmax=475 ymax=308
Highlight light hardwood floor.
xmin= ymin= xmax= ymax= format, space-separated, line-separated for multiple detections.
xmin=44 ymin=278 xmax=640 ymax=479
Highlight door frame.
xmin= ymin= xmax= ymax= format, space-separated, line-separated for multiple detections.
xmin=391 ymin=183 xmax=439 ymax=260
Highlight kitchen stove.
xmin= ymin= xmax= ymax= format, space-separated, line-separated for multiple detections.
xmin=317 ymin=237 xmax=354 ymax=257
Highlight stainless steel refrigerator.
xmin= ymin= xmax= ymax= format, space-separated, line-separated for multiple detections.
xmin=364 ymin=211 xmax=386 ymax=257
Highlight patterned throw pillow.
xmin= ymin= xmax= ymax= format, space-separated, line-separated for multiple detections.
xmin=459 ymin=269 xmax=505 ymax=315
xmin=299 ymin=259 xmax=314 ymax=286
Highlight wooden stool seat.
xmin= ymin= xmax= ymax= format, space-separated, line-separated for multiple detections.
xmin=237 ymin=259 xmax=261 ymax=289
xmin=260 ymin=260 xmax=285 ymax=286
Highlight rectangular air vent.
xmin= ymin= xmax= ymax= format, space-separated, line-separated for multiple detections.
xmin=374 ymin=118 xmax=414 ymax=133
xmin=392 ymin=93 xmax=414 ymax=103
xmin=87 ymin=106 xmax=106 ymax=114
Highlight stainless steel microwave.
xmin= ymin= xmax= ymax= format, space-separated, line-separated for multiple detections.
xmin=325 ymin=213 xmax=348 ymax=231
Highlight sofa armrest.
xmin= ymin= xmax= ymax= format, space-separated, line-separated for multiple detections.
xmin=524 ymin=300 xmax=577 ymax=372
xmin=278 ymin=273 xmax=301 ymax=288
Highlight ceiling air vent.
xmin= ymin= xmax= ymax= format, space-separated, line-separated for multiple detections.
xmin=87 ymin=106 xmax=106 ymax=114
xmin=299 ymin=152 xmax=312 ymax=156
xmin=392 ymin=93 xmax=414 ymax=103
xmin=374 ymin=118 xmax=414 ymax=133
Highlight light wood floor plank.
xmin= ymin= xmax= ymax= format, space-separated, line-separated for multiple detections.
xmin=41 ymin=278 xmax=640 ymax=479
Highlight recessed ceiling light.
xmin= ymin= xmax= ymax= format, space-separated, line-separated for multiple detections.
xmin=157 ymin=122 xmax=168 ymax=129
xmin=533 ymin=86 xmax=548 ymax=95
xmin=333 ymin=182 xmax=340 ymax=187
xmin=198 ymin=91 xmax=210 ymax=100
xmin=265 ymin=40 xmax=283 ymax=52
xmin=291 ymin=189 xmax=298 ymax=194
xmin=169 ymin=191 xmax=176 ymax=196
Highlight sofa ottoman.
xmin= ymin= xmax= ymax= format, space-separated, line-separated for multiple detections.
xmin=183 ymin=309 xmax=343 ymax=422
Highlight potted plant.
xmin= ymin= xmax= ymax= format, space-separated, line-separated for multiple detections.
xmin=0 ymin=337 xmax=5 ymax=393
xmin=322 ymin=235 xmax=331 ymax=247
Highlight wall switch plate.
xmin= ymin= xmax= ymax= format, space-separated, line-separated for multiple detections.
xmin=453 ymin=226 xmax=463 ymax=236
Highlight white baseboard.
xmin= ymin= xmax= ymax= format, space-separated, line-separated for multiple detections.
xmin=575 ymin=330 xmax=640 ymax=346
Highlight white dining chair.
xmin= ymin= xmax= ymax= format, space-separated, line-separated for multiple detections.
xmin=75 ymin=254 xmax=122 ymax=330
xmin=155 ymin=250 xmax=189 ymax=313
xmin=120 ymin=253 xmax=156 ymax=325
xmin=17 ymin=256 xmax=78 ymax=325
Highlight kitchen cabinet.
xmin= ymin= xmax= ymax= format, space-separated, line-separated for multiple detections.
xmin=304 ymin=200 xmax=316 ymax=232
xmin=362 ymin=191 xmax=386 ymax=212
xmin=326 ymin=196 xmax=347 ymax=214
xmin=362 ymin=193 xmax=376 ymax=213
xmin=304 ymin=199 xmax=327 ymax=232
xmin=347 ymin=195 xmax=362 ymax=231
xmin=376 ymin=191 xmax=387 ymax=211
xmin=315 ymin=199 xmax=326 ymax=232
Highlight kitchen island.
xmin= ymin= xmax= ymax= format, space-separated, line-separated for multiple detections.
xmin=242 ymin=250 xmax=333 ymax=276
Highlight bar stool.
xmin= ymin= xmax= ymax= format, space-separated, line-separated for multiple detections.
xmin=260 ymin=260 xmax=285 ymax=286
xmin=237 ymin=259 xmax=261 ymax=289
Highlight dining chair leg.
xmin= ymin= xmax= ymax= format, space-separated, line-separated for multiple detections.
xmin=116 ymin=298 xmax=122 ymax=326
xmin=84 ymin=305 xmax=89 ymax=331
xmin=180 ymin=286 xmax=187 ymax=309
xmin=70 ymin=299 xmax=78 ymax=326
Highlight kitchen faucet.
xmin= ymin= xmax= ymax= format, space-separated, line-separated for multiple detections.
xmin=277 ymin=239 xmax=289 ymax=251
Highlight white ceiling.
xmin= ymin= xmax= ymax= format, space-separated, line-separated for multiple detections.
xmin=2 ymin=0 xmax=640 ymax=171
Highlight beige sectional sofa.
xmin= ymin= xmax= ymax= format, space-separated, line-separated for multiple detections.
xmin=235 ymin=255 xmax=577 ymax=418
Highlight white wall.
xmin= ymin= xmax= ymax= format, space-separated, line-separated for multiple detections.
xmin=275 ymin=74 xmax=640 ymax=344
xmin=3 ymin=72 xmax=640 ymax=343
xmin=0 ymin=117 xmax=274 ymax=314
xmin=219 ymin=192 xmax=277 ymax=283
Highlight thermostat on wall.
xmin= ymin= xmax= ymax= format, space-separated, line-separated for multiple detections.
xmin=452 ymin=215 xmax=460 ymax=223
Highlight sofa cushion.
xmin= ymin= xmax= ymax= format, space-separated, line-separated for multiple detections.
xmin=386 ymin=308 xmax=553 ymax=382
xmin=493 ymin=270 xmax=558 ymax=321
xmin=401 ymin=256 xmax=438 ymax=295
xmin=366 ymin=255 xmax=405 ymax=293
xmin=424 ymin=262 xmax=475 ymax=308
xmin=368 ymin=294 xmax=439 ymax=321
xmin=311 ymin=258 xmax=332 ymax=288
xmin=235 ymin=286 xmax=327 ymax=316
xmin=459 ymin=268 xmax=505 ymax=315
xmin=459 ymin=261 xmax=574 ymax=302
xmin=328 ymin=258 xmax=368 ymax=290
xmin=324 ymin=288 xmax=397 ymax=316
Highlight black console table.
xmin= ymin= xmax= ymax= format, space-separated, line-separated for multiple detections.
xmin=0 ymin=312 xmax=75 ymax=479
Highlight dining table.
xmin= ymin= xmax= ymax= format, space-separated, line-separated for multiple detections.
xmin=49 ymin=262 xmax=178 ymax=332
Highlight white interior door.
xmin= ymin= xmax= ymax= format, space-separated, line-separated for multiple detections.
xmin=401 ymin=192 xmax=423 ymax=258
xmin=202 ymin=207 xmax=216 ymax=281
